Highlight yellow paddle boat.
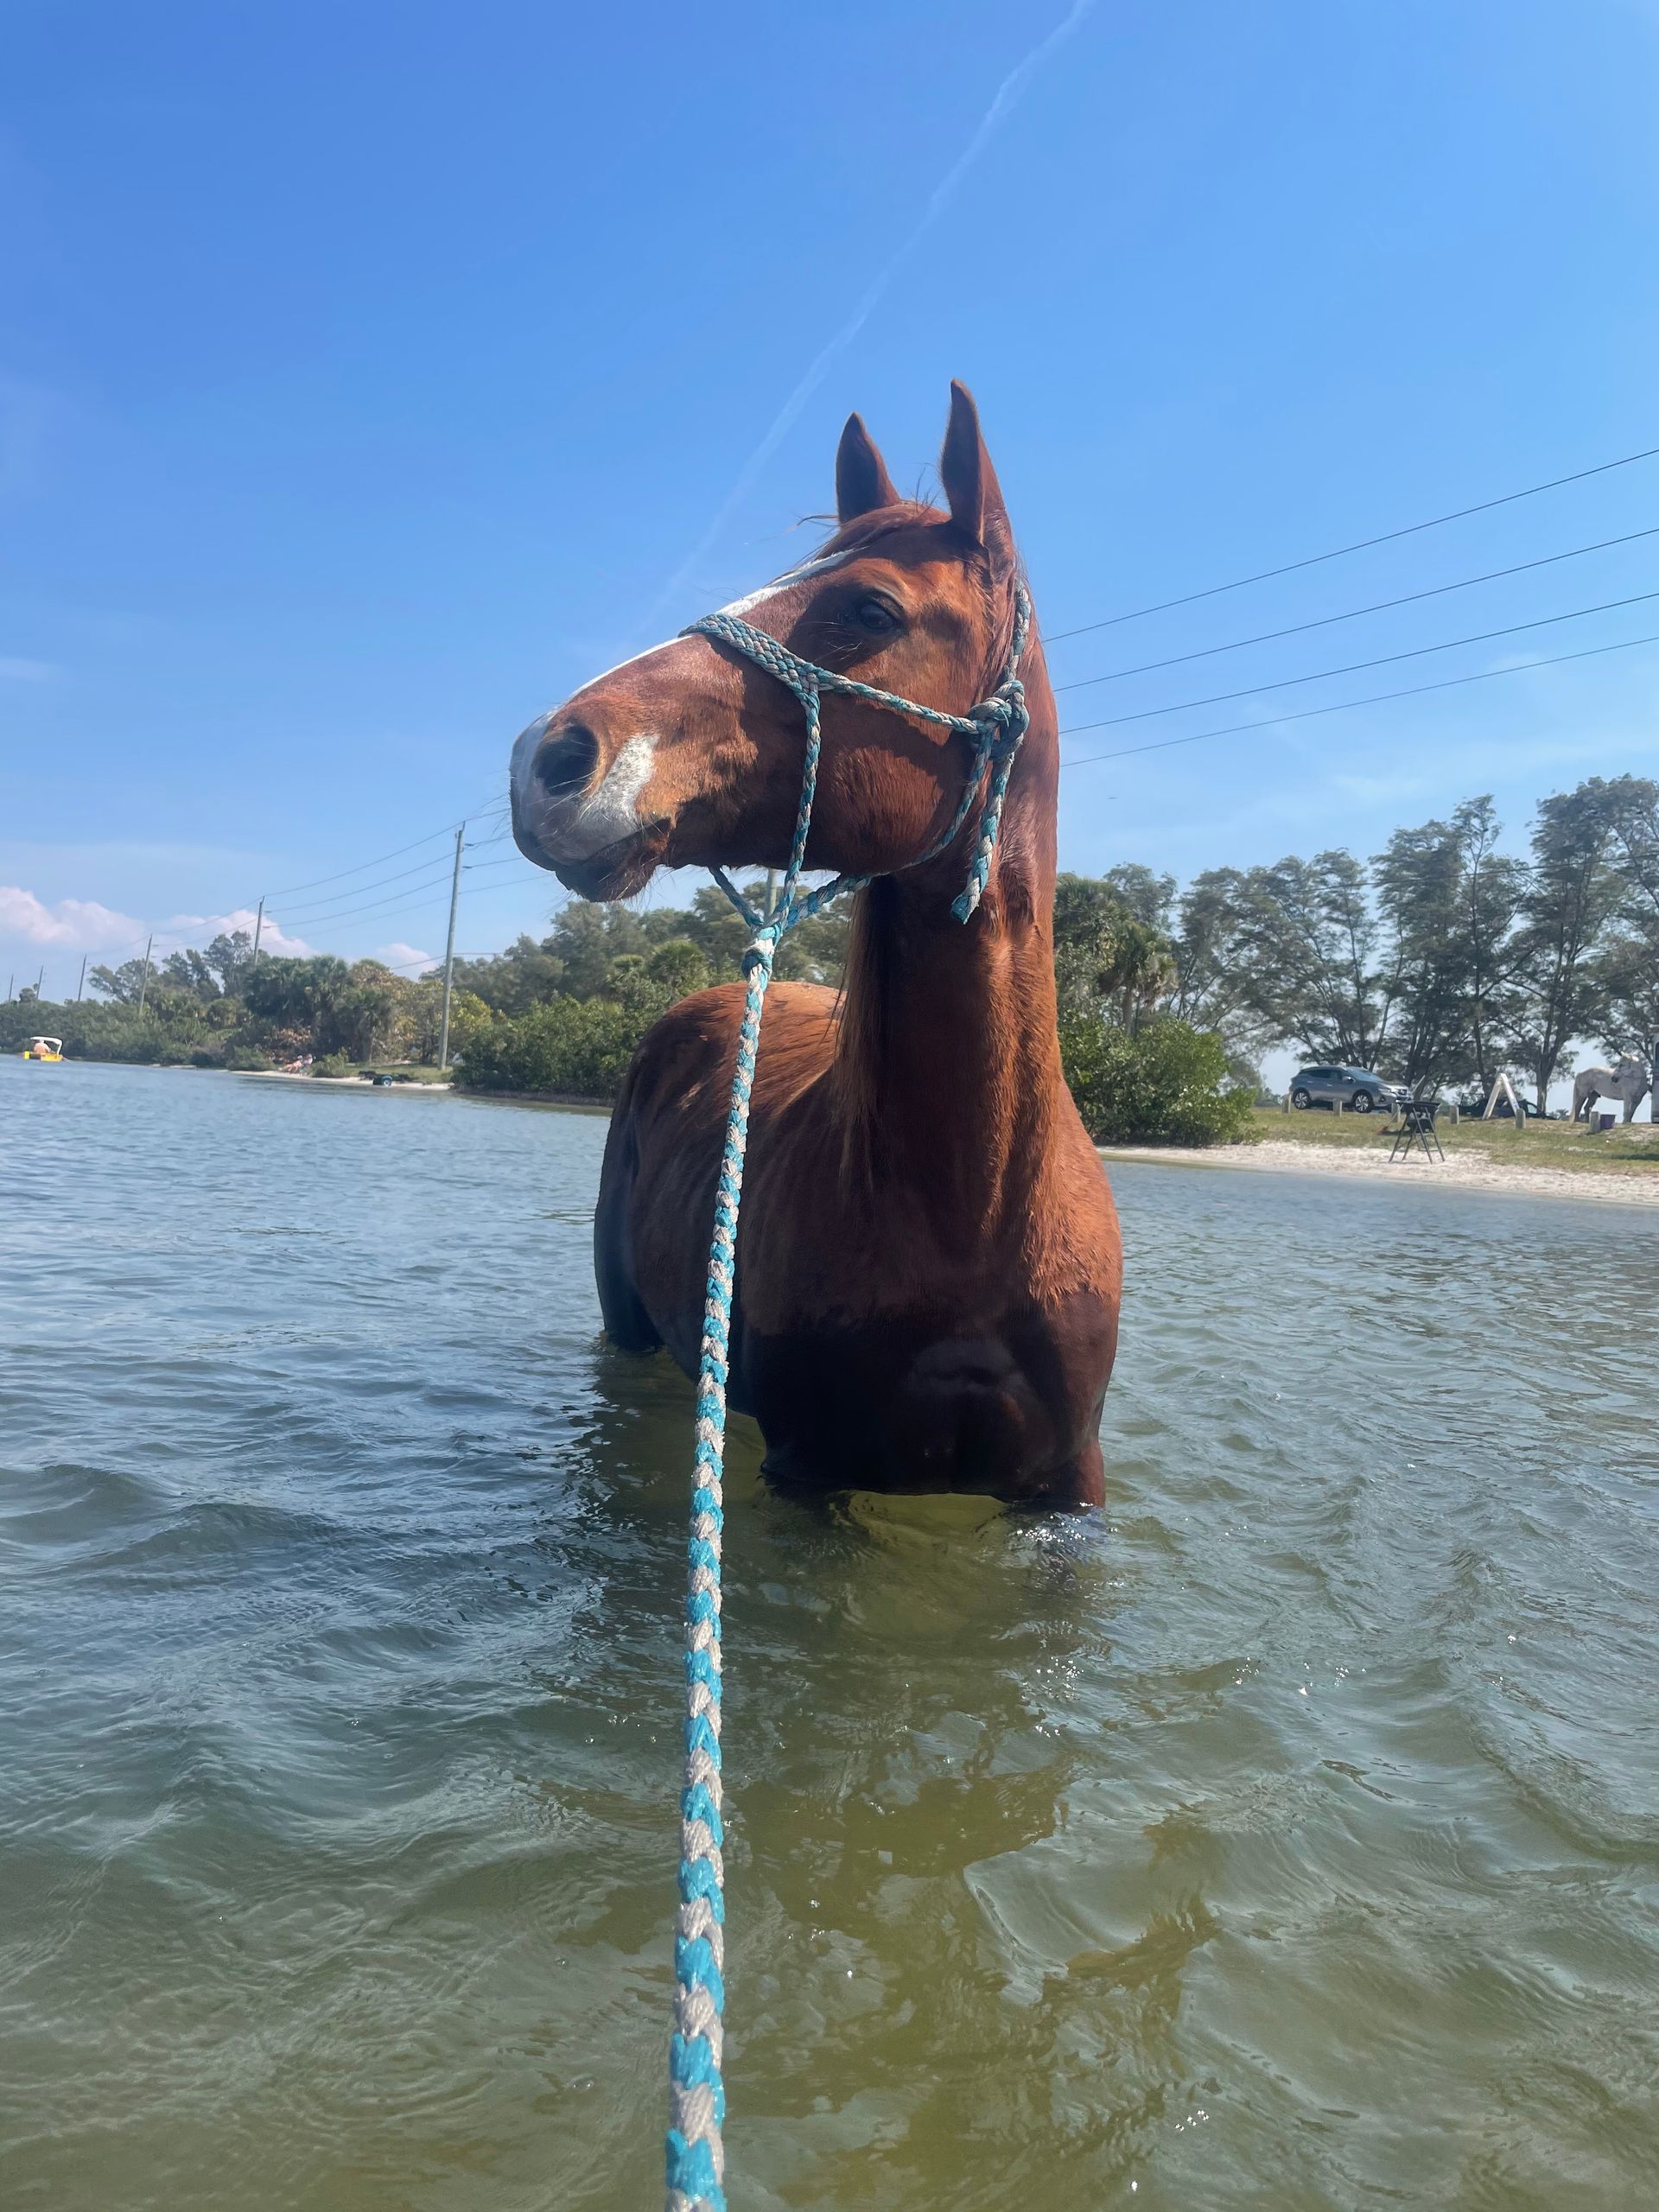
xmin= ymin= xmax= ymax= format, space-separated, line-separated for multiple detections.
xmin=22 ymin=1036 xmax=64 ymax=1061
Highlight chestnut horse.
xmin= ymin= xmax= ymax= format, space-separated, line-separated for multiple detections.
xmin=510 ymin=385 xmax=1122 ymax=1506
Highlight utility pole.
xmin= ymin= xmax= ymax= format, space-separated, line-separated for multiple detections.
xmin=136 ymin=935 xmax=154 ymax=1019
xmin=437 ymin=826 xmax=465 ymax=1073
xmin=35 ymin=966 xmax=44 ymax=998
xmin=249 ymin=898 xmax=265 ymax=974
xmin=75 ymin=956 xmax=86 ymax=1003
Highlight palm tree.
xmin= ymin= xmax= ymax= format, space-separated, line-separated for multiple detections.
xmin=1096 ymin=920 xmax=1178 ymax=1033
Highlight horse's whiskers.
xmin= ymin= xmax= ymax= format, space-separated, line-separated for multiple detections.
xmin=531 ymin=766 xmax=598 ymax=803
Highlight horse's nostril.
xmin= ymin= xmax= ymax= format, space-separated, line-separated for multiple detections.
xmin=534 ymin=723 xmax=600 ymax=802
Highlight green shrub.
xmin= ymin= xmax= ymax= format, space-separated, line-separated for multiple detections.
xmin=1059 ymin=1011 xmax=1257 ymax=1147
xmin=455 ymin=996 xmax=649 ymax=1100
xmin=309 ymin=1051 xmax=359 ymax=1078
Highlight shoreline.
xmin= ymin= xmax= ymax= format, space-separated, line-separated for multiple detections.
xmin=239 ymin=1070 xmax=453 ymax=1091
xmin=53 ymin=1065 xmax=1657 ymax=1203
xmin=1098 ymin=1135 xmax=1659 ymax=1208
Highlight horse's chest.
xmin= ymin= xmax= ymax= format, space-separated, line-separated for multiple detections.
xmin=733 ymin=1287 xmax=1114 ymax=1503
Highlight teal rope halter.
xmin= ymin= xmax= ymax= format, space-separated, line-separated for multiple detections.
xmin=661 ymin=582 xmax=1032 ymax=2212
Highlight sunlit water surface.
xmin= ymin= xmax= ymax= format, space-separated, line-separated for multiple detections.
xmin=3 ymin=1058 xmax=1657 ymax=2210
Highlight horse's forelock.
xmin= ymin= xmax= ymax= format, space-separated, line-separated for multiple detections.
xmin=815 ymin=504 xmax=1023 ymax=696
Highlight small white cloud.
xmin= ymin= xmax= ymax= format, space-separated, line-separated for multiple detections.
xmin=0 ymin=887 xmax=140 ymax=949
xmin=162 ymin=904 xmax=314 ymax=959
xmin=374 ymin=941 xmax=435 ymax=970
xmin=0 ymin=887 xmax=314 ymax=961
xmin=256 ymin=919 xmax=315 ymax=957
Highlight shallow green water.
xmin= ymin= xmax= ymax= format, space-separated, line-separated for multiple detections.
xmin=3 ymin=1057 xmax=1657 ymax=2210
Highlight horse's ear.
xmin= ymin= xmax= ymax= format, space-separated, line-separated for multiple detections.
xmin=939 ymin=380 xmax=1014 ymax=582
xmin=836 ymin=413 xmax=899 ymax=524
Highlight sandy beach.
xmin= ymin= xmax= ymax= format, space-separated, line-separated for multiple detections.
xmin=1100 ymin=1135 xmax=1659 ymax=1208
xmin=232 ymin=1071 xmax=1659 ymax=1204
xmin=242 ymin=1071 xmax=451 ymax=1090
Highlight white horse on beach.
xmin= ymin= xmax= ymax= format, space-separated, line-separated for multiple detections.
xmin=1572 ymin=1056 xmax=1652 ymax=1123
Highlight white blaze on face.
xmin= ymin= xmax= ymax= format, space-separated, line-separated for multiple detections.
xmin=715 ymin=550 xmax=851 ymax=621
xmin=556 ymin=732 xmax=658 ymax=858
xmin=512 ymin=549 xmax=849 ymax=861
xmin=512 ymin=705 xmax=662 ymax=862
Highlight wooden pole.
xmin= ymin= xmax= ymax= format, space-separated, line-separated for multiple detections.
xmin=437 ymin=826 xmax=465 ymax=1071
xmin=136 ymin=935 xmax=154 ymax=1018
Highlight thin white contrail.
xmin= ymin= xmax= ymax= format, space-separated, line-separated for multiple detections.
xmin=652 ymin=0 xmax=1099 ymax=616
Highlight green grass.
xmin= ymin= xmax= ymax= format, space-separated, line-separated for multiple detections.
xmin=1253 ymin=1103 xmax=1659 ymax=1179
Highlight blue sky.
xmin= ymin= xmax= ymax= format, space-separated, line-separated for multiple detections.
xmin=4 ymin=0 xmax=1659 ymax=990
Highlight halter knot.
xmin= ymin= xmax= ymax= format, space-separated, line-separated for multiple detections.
xmin=680 ymin=580 xmax=1033 ymax=952
xmin=967 ymin=680 xmax=1027 ymax=746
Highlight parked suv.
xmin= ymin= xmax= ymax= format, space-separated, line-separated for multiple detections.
xmin=1289 ymin=1065 xmax=1406 ymax=1114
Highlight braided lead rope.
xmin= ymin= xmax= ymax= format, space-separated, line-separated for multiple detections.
xmin=664 ymin=933 xmax=768 ymax=2212
xmin=663 ymin=584 xmax=1031 ymax=2212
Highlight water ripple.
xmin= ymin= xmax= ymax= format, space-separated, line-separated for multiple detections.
xmin=2 ymin=1065 xmax=1657 ymax=2208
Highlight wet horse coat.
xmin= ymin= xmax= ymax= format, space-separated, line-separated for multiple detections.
xmin=511 ymin=386 xmax=1122 ymax=1505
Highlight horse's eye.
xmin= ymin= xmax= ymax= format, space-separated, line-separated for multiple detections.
xmin=853 ymin=597 xmax=900 ymax=636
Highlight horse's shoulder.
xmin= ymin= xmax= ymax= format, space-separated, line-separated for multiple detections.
xmin=622 ymin=979 xmax=839 ymax=1109
xmin=635 ymin=978 xmax=837 ymax=1042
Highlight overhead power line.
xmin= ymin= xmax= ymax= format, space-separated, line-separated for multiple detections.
xmin=275 ymin=854 xmax=524 ymax=934
xmin=278 ymin=874 xmax=529 ymax=943
xmin=1059 ymin=628 xmax=1659 ymax=771
xmin=1054 ymin=523 xmax=1659 ymax=695
xmin=274 ymin=850 xmax=472 ymax=921
xmin=1044 ymin=439 xmax=1659 ymax=644
xmin=277 ymin=881 xmax=457 ymax=930
xmin=260 ymin=790 xmax=510 ymax=898
xmin=1058 ymin=583 xmax=1659 ymax=738
xmin=263 ymin=820 xmax=468 ymax=898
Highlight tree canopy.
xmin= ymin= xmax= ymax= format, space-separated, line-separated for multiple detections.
xmin=16 ymin=774 xmax=1656 ymax=1117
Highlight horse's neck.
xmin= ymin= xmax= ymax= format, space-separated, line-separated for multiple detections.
xmin=830 ymin=679 xmax=1064 ymax=1231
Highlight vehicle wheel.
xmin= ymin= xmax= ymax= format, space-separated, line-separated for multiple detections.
xmin=1353 ymin=1090 xmax=1375 ymax=1114
xmin=1291 ymin=1088 xmax=1312 ymax=1109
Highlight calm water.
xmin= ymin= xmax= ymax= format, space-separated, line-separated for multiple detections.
xmin=3 ymin=1058 xmax=1657 ymax=2210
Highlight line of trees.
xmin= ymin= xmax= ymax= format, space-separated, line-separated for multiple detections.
xmin=1076 ymin=776 xmax=1659 ymax=1108
xmin=2 ymin=870 xmax=1255 ymax=1144
xmin=8 ymin=771 xmax=1649 ymax=1132
xmin=1 ymin=931 xmax=462 ymax=1072
xmin=450 ymin=877 xmax=1254 ymax=1144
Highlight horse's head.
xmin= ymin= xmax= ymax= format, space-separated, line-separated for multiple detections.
xmin=510 ymin=383 xmax=1040 ymax=899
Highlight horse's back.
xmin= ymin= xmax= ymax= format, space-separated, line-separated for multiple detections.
xmin=594 ymin=982 xmax=839 ymax=1361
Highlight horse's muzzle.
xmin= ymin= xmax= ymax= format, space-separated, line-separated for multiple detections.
xmin=510 ymin=708 xmax=667 ymax=900
xmin=511 ymin=712 xmax=594 ymax=863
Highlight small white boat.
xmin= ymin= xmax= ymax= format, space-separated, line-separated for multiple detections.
xmin=21 ymin=1036 xmax=64 ymax=1062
